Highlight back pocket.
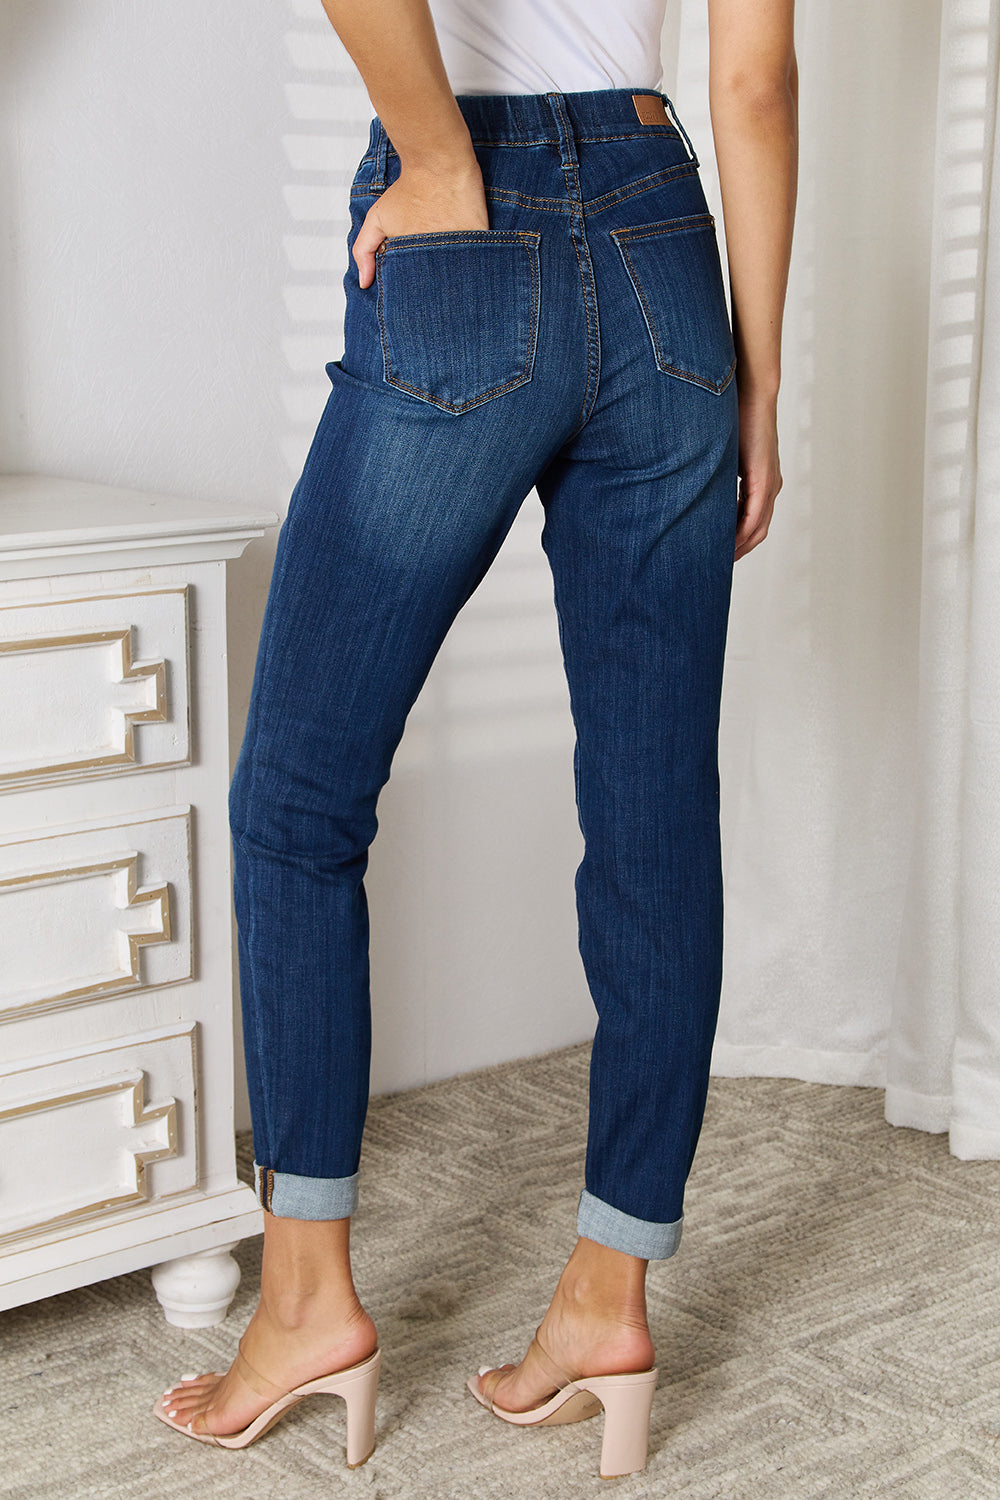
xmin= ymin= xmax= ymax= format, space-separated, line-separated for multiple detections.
xmin=610 ymin=214 xmax=736 ymax=394
xmin=375 ymin=229 xmax=541 ymax=413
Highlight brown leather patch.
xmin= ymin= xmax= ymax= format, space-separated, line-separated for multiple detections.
xmin=632 ymin=93 xmax=670 ymax=126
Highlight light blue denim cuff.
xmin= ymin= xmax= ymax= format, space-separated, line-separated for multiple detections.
xmin=577 ymin=1189 xmax=683 ymax=1260
xmin=253 ymin=1160 xmax=359 ymax=1220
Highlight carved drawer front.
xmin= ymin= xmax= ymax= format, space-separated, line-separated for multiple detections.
xmin=0 ymin=1024 xmax=197 ymax=1243
xmin=0 ymin=587 xmax=189 ymax=790
xmin=0 ymin=810 xmax=191 ymax=1022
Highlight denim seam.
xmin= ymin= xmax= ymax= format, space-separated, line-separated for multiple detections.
xmin=563 ymin=230 xmax=596 ymax=436
xmin=353 ymin=166 xmax=698 ymax=216
xmin=254 ymin=1161 xmax=275 ymax=1213
xmin=472 ymin=189 xmax=573 ymax=211
xmin=241 ymin=837 xmax=272 ymax=1160
xmin=377 ymin=230 xmax=539 ymax=250
xmin=547 ymin=93 xmax=600 ymax=441
xmin=385 ymin=130 xmax=683 ymax=151
xmin=570 ymin=129 xmax=684 ymax=144
xmin=611 ymin=213 xmax=716 ymax=242
xmin=237 ymin=503 xmax=299 ymax=1165
xmin=486 ymin=190 xmax=576 ymax=211
xmin=352 ymin=179 xmax=698 ymax=215
xmin=583 ymin=162 xmax=700 ymax=216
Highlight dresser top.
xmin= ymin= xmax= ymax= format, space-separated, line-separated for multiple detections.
xmin=0 ymin=474 xmax=278 ymax=547
xmin=0 ymin=475 xmax=279 ymax=577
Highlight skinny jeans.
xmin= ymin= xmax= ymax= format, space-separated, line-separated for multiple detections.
xmin=229 ymin=87 xmax=739 ymax=1260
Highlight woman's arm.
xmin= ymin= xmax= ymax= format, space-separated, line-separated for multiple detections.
xmin=707 ymin=0 xmax=798 ymax=558
xmin=320 ymin=0 xmax=488 ymax=288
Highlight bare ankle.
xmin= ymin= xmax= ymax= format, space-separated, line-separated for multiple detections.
xmin=259 ymin=1284 xmax=367 ymax=1332
xmin=258 ymin=1213 xmax=363 ymax=1329
xmin=553 ymin=1239 xmax=650 ymax=1330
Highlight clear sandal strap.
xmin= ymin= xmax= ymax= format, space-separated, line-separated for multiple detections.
xmin=195 ymin=1411 xmax=224 ymax=1446
xmin=234 ymin=1336 xmax=290 ymax=1401
xmin=529 ymin=1328 xmax=578 ymax=1392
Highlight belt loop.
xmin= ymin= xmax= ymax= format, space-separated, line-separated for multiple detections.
xmin=544 ymin=91 xmax=580 ymax=177
xmin=375 ymin=117 xmax=390 ymax=186
xmin=661 ymin=93 xmax=699 ymax=166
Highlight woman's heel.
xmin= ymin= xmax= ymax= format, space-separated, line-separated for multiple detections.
xmin=301 ymin=1347 xmax=381 ymax=1468
xmin=575 ymin=1367 xmax=658 ymax=1479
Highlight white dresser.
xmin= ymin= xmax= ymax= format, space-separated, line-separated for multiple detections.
xmin=0 ymin=475 xmax=278 ymax=1326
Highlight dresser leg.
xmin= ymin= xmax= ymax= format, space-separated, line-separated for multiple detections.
xmin=151 ymin=1241 xmax=242 ymax=1327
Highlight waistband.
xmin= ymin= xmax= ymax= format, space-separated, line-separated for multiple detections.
xmin=373 ymin=86 xmax=697 ymax=158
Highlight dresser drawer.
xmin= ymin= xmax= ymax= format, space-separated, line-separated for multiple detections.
xmin=0 ymin=1023 xmax=197 ymax=1244
xmin=0 ymin=587 xmax=190 ymax=791
xmin=0 ymin=808 xmax=192 ymax=1023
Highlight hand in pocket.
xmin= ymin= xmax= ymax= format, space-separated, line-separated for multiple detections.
xmin=353 ymin=158 xmax=490 ymax=289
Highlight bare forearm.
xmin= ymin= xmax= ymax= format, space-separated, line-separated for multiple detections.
xmin=706 ymin=0 xmax=798 ymax=402
xmin=710 ymin=66 xmax=798 ymax=400
xmin=705 ymin=0 xmax=796 ymax=556
xmin=323 ymin=0 xmax=488 ymax=286
xmin=319 ymin=0 xmax=475 ymax=171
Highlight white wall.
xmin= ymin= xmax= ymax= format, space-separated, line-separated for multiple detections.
xmin=1 ymin=0 xmax=944 ymax=1129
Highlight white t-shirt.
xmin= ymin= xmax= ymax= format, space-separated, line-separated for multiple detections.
xmin=369 ymin=0 xmax=668 ymax=109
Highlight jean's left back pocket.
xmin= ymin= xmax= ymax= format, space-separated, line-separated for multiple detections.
xmin=610 ymin=214 xmax=736 ymax=394
xmin=375 ymin=229 xmax=541 ymax=413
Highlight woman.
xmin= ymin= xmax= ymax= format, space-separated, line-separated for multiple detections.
xmin=154 ymin=0 xmax=796 ymax=1478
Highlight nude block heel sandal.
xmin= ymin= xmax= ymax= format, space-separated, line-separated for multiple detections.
xmin=468 ymin=1330 xmax=658 ymax=1479
xmin=153 ymin=1339 xmax=381 ymax=1468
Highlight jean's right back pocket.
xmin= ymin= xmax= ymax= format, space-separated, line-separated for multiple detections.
xmin=610 ymin=214 xmax=737 ymax=394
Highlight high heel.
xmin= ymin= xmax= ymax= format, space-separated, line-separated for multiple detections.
xmin=153 ymin=1339 xmax=381 ymax=1467
xmin=467 ymin=1329 xmax=657 ymax=1479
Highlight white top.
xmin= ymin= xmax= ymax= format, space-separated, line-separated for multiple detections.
xmin=369 ymin=0 xmax=668 ymax=109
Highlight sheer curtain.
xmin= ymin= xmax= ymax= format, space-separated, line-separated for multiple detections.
xmin=886 ymin=0 xmax=1000 ymax=1157
xmin=665 ymin=0 xmax=999 ymax=1158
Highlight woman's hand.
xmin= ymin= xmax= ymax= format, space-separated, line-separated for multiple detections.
xmin=353 ymin=157 xmax=490 ymax=289
xmin=734 ymin=389 xmax=783 ymax=560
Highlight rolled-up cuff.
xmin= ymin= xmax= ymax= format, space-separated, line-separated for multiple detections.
xmin=577 ymin=1188 xmax=683 ymax=1260
xmin=253 ymin=1160 xmax=359 ymax=1220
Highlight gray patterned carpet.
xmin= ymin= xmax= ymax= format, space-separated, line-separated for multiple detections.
xmin=2 ymin=1041 xmax=999 ymax=1499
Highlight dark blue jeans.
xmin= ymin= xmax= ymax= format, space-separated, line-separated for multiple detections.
xmin=230 ymin=87 xmax=739 ymax=1259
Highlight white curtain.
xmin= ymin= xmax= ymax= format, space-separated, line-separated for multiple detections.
xmin=666 ymin=0 xmax=1000 ymax=1158
xmin=887 ymin=0 xmax=1000 ymax=1157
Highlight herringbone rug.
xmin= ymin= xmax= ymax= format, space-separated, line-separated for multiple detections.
xmin=2 ymin=1042 xmax=998 ymax=1498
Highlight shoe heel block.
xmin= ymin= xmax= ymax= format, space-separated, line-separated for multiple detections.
xmin=578 ymin=1368 xmax=658 ymax=1480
